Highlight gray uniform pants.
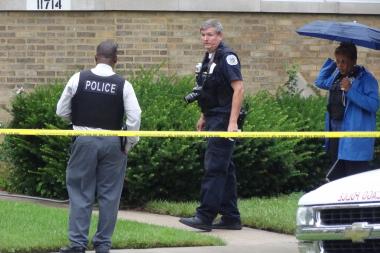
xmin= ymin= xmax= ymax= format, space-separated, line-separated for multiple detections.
xmin=66 ymin=136 xmax=127 ymax=251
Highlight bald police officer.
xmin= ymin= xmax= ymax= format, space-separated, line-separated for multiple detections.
xmin=179 ymin=19 xmax=244 ymax=231
xmin=56 ymin=40 xmax=141 ymax=253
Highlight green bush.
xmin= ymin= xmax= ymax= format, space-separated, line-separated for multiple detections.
xmin=275 ymin=91 xmax=329 ymax=192
xmin=125 ymin=68 xmax=204 ymax=203
xmin=235 ymin=91 xmax=328 ymax=197
xmin=1 ymin=84 xmax=71 ymax=198
xmin=1 ymin=68 xmax=331 ymax=203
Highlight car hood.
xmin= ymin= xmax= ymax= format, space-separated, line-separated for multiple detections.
xmin=299 ymin=169 xmax=380 ymax=206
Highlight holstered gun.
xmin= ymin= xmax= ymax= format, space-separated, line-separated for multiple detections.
xmin=120 ymin=125 xmax=128 ymax=152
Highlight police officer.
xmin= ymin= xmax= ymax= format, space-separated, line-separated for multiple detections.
xmin=179 ymin=19 xmax=244 ymax=231
xmin=56 ymin=40 xmax=141 ymax=253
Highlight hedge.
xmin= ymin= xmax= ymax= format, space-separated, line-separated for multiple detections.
xmin=1 ymin=68 xmax=336 ymax=204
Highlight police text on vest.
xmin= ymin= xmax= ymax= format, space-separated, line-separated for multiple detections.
xmin=85 ymin=80 xmax=117 ymax=94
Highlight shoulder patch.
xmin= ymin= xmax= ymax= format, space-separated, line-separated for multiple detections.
xmin=226 ymin=55 xmax=238 ymax=66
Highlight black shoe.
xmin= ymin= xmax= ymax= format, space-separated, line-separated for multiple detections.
xmin=59 ymin=246 xmax=86 ymax=253
xmin=212 ymin=220 xmax=242 ymax=230
xmin=179 ymin=216 xmax=212 ymax=231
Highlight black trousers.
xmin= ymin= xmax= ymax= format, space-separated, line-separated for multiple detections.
xmin=196 ymin=114 xmax=240 ymax=224
xmin=327 ymin=138 xmax=371 ymax=181
xmin=327 ymin=159 xmax=371 ymax=181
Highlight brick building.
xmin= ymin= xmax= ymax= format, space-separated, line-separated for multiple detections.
xmin=0 ymin=0 xmax=379 ymax=122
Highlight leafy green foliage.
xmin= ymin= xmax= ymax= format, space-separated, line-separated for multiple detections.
xmin=235 ymin=91 xmax=328 ymax=197
xmin=125 ymin=68 xmax=204 ymax=203
xmin=282 ymin=64 xmax=299 ymax=95
xmin=275 ymin=91 xmax=329 ymax=192
xmin=1 ymin=84 xmax=71 ymax=198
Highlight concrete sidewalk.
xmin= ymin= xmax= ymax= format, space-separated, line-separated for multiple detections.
xmin=107 ymin=210 xmax=298 ymax=253
xmin=0 ymin=191 xmax=298 ymax=253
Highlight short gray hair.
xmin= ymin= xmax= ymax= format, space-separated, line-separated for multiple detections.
xmin=200 ymin=19 xmax=223 ymax=33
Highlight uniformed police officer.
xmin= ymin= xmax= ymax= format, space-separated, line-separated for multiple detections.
xmin=56 ymin=40 xmax=141 ymax=253
xmin=179 ymin=19 xmax=244 ymax=231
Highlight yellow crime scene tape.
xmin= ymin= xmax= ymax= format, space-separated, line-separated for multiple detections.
xmin=0 ymin=129 xmax=380 ymax=138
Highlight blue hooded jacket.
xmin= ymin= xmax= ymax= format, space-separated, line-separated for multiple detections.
xmin=315 ymin=58 xmax=379 ymax=161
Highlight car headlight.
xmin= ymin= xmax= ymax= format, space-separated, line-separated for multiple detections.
xmin=297 ymin=206 xmax=315 ymax=226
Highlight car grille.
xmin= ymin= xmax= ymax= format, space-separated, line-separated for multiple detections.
xmin=320 ymin=207 xmax=380 ymax=225
xmin=322 ymin=239 xmax=380 ymax=253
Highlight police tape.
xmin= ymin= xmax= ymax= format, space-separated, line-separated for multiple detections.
xmin=0 ymin=129 xmax=380 ymax=138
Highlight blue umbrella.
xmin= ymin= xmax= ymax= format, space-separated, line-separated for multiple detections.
xmin=296 ymin=20 xmax=380 ymax=50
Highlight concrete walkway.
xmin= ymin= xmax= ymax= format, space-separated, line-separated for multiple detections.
xmin=111 ymin=210 xmax=298 ymax=253
xmin=0 ymin=191 xmax=298 ymax=253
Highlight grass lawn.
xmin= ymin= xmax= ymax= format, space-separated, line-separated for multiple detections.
xmin=145 ymin=192 xmax=302 ymax=235
xmin=0 ymin=200 xmax=224 ymax=253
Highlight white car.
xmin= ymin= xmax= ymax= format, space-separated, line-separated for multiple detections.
xmin=296 ymin=169 xmax=380 ymax=253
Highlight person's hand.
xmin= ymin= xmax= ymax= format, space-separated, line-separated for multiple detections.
xmin=123 ymin=141 xmax=136 ymax=155
xmin=227 ymin=122 xmax=238 ymax=132
xmin=197 ymin=116 xmax=206 ymax=131
xmin=340 ymin=77 xmax=352 ymax=92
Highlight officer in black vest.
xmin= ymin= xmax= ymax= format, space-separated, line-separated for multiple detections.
xmin=56 ymin=40 xmax=141 ymax=253
xmin=179 ymin=19 xmax=244 ymax=231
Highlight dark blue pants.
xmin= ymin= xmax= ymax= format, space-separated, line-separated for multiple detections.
xmin=196 ymin=114 xmax=241 ymax=225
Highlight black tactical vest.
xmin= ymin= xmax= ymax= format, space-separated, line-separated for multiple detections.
xmin=197 ymin=43 xmax=236 ymax=114
xmin=71 ymin=70 xmax=125 ymax=130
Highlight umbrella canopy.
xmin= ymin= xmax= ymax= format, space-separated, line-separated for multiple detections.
xmin=296 ymin=20 xmax=380 ymax=50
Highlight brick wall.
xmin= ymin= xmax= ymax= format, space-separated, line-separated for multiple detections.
xmin=0 ymin=11 xmax=379 ymax=122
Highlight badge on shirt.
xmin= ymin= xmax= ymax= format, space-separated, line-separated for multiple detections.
xmin=226 ymin=55 xmax=238 ymax=66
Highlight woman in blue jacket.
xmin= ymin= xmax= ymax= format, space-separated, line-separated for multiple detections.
xmin=315 ymin=42 xmax=379 ymax=181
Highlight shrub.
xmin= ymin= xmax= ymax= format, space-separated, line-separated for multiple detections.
xmin=235 ymin=91 xmax=328 ymax=197
xmin=1 ymin=84 xmax=70 ymax=198
xmin=1 ymin=68 xmax=332 ymax=204
xmin=275 ymin=91 xmax=329 ymax=192
xmin=125 ymin=68 xmax=204 ymax=203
